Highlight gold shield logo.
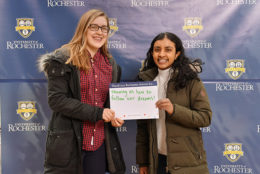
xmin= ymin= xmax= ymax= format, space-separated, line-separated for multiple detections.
xmin=109 ymin=18 xmax=118 ymax=38
xmin=225 ymin=59 xmax=246 ymax=80
xmin=182 ymin=17 xmax=203 ymax=37
xmin=223 ymin=143 xmax=244 ymax=162
xmin=15 ymin=18 xmax=35 ymax=38
xmin=17 ymin=101 xmax=37 ymax=121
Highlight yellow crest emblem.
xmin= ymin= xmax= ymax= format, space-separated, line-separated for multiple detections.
xmin=225 ymin=59 xmax=246 ymax=80
xmin=15 ymin=18 xmax=35 ymax=38
xmin=16 ymin=101 xmax=37 ymax=121
xmin=109 ymin=18 xmax=118 ymax=38
xmin=183 ymin=17 xmax=203 ymax=37
xmin=223 ymin=143 xmax=244 ymax=162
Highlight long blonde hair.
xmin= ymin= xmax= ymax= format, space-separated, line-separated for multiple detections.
xmin=62 ymin=9 xmax=111 ymax=71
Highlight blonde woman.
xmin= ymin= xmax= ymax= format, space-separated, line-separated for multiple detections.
xmin=39 ymin=9 xmax=125 ymax=174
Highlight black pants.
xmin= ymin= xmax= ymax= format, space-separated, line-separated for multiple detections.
xmin=82 ymin=143 xmax=107 ymax=174
xmin=157 ymin=154 xmax=171 ymax=174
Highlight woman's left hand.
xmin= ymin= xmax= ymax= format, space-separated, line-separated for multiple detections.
xmin=111 ymin=117 xmax=125 ymax=127
xmin=156 ymin=98 xmax=174 ymax=115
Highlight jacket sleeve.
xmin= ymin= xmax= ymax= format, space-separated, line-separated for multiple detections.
xmin=46 ymin=60 xmax=103 ymax=122
xmin=169 ymin=79 xmax=212 ymax=128
xmin=136 ymin=119 xmax=150 ymax=166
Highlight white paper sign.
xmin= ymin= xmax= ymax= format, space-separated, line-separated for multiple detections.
xmin=109 ymin=81 xmax=159 ymax=120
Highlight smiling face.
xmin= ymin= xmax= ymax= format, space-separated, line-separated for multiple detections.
xmin=152 ymin=37 xmax=180 ymax=70
xmin=86 ymin=16 xmax=108 ymax=56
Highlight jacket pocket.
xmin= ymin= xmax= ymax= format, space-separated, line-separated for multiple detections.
xmin=45 ymin=130 xmax=74 ymax=167
xmin=167 ymin=135 xmax=203 ymax=167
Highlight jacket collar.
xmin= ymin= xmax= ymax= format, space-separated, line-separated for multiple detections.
xmin=139 ymin=67 xmax=178 ymax=81
xmin=138 ymin=67 xmax=158 ymax=81
xmin=38 ymin=47 xmax=70 ymax=73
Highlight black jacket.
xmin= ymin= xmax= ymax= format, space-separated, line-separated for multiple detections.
xmin=38 ymin=48 xmax=125 ymax=174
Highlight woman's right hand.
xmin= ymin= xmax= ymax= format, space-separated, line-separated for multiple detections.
xmin=111 ymin=117 xmax=124 ymax=127
xmin=102 ymin=108 xmax=115 ymax=122
xmin=139 ymin=166 xmax=148 ymax=174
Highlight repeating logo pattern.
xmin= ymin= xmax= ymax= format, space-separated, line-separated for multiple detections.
xmin=182 ymin=17 xmax=203 ymax=37
xmin=223 ymin=143 xmax=244 ymax=162
xmin=225 ymin=59 xmax=246 ymax=80
xmin=16 ymin=101 xmax=37 ymax=121
xmin=15 ymin=18 xmax=35 ymax=38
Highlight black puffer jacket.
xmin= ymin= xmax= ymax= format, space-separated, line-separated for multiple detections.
xmin=38 ymin=48 xmax=125 ymax=174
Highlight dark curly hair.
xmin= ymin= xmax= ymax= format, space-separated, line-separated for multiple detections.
xmin=141 ymin=32 xmax=199 ymax=90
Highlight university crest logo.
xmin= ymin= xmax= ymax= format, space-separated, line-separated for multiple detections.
xmin=223 ymin=143 xmax=244 ymax=162
xmin=225 ymin=59 xmax=246 ymax=80
xmin=109 ymin=18 xmax=118 ymax=38
xmin=182 ymin=17 xmax=203 ymax=37
xmin=16 ymin=101 xmax=37 ymax=121
xmin=15 ymin=18 xmax=35 ymax=38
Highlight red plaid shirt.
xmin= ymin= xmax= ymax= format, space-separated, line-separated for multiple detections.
xmin=80 ymin=50 xmax=112 ymax=151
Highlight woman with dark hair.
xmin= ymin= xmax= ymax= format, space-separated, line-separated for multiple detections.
xmin=136 ymin=32 xmax=212 ymax=174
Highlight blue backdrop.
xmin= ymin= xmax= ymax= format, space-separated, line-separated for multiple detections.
xmin=1 ymin=0 xmax=260 ymax=173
